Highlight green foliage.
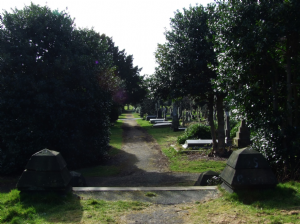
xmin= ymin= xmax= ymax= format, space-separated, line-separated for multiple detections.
xmin=152 ymin=5 xmax=217 ymax=100
xmin=105 ymin=37 xmax=147 ymax=106
xmin=177 ymin=123 xmax=211 ymax=144
xmin=0 ymin=4 xmax=113 ymax=174
xmin=209 ymin=0 xmax=300 ymax=178
xmin=140 ymin=98 xmax=156 ymax=115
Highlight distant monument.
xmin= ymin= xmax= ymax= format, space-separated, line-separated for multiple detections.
xmin=233 ymin=120 xmax=251 ymax=147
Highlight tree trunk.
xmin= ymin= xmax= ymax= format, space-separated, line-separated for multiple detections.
xmin=208 ymin=94 xmax=217 ymax=152
xmin=216 ymin=94 xmax=226 ymax=156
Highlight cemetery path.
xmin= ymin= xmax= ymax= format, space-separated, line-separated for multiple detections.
xmin=85 ymin=114 xmax=199 ymax=187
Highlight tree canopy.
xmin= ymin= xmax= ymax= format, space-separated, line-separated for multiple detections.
xmin=0 ymin=3 xmax=143 ymax=174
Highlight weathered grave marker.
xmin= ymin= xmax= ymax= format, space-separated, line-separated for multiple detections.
xmin=220 ymin=147 xmax=277 ymax=193
xmin=146 ymin=115 xmax=156 ymax=121
xmin=195 ymin=170 xmax=219 ymax=186
xmin=233 ymin=120 xmax=251 ymax=147
xmin=157 ymin=108 xmax=162 ymax=118
xmin=17 ymin=149 xmax=72 ymax=192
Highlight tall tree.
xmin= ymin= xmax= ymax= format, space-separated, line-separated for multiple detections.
xmin=103 ymin=36 xmax=147 ymax=106
xmin=210 ymin=0 xmax=300 ymax=178
xmin=153 ymin=5 xmax=227 ymax=154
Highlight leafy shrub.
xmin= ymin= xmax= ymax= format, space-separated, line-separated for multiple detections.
xmin=177 ymin=123 xmax=211 ymax=144
xmin=251 ymin=128 xmax=300 ymax=181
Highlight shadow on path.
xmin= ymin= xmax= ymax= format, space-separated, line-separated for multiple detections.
xmin=85 ymin=114 xmax=200 ymax=187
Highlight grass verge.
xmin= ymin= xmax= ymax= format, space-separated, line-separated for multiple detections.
xmin=188 ymin=181 xmax=300 ymax=223
xmin=0 ymin=189 xmax=150 ymax=224
xmin=109 ymin=120 xmax=123 ymax=156
xmin=135 ymin=118 xmax=226 ymax=173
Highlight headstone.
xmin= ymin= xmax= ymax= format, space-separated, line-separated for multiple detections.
xmin=157 ymin=108 xmax=162 ymax=118
xmin=164 ymin=107 xmax=167 ymax=120
xmin=220 ymin=147 xmax=277 ymax=193
xmin=233 ymin=120 xmax=251 ymax=147
xmin=185 ymin=111 xmax=189 ymax=122
xmin=146 ymin=115 xmax=156 ymax=121
xmin=224 ymin=111 xmax=231 ymax=146
xmin=17 ymin=149 xmax=72 ymax=192
xmin=194 ymin=170 xmax=219 ymax=186
xmin=171 ymin=102 xmax=179 ymax=131
xmin=188 ymin=111 xmax=192 ymax=122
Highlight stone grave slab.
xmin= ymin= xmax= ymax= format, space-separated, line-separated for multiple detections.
xmin=182 ymin=139 xmax=217 ymax=149
xmin=150 ymin=119 xmax=165 ymax=124
xmin=154 ymin=121 xmax=172 ymax=124
xmin=153 ymin=123 xmax=172 ymax=128
xmin=146 ymin=115 xmax=156 ymax=121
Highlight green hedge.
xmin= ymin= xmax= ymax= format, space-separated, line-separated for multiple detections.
xmin=0 ymin=4 xmax=113 ymax=174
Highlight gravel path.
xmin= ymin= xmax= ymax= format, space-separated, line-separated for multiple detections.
xmin=85 ymin=114 xmax=200 ymax=187
xmin=80 ymin=114 xmax=220 ymax=223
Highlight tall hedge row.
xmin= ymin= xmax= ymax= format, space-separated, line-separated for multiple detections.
xmin=0 ymin=4 xmax=114 ymax=174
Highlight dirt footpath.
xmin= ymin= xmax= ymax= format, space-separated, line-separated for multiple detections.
xmin=85 ymin=114 xmax=200 ymax=187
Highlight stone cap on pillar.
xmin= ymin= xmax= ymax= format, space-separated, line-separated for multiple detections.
xmin=226 ymin=147 xmax=271 ymax=169
xmin=25 ymin=149 xmax=67 ymax=171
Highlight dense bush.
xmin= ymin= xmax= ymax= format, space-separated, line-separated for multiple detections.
xmin=251 ymin=128 xmax=300 ymax=181
xmin=0 ymin=4 xmax=114 ymax=174
xmin=177 ymin=123 xmax=211 ymax=144
xmin=110 ymin=104 xmax=120 ymax=123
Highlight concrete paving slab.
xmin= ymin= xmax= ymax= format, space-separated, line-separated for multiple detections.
xmin=73 ymin=186 xmax=219 ymax=205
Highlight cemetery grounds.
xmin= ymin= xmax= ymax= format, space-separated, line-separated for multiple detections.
xmin=0 ymin=110 xmax=300 ymax=223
